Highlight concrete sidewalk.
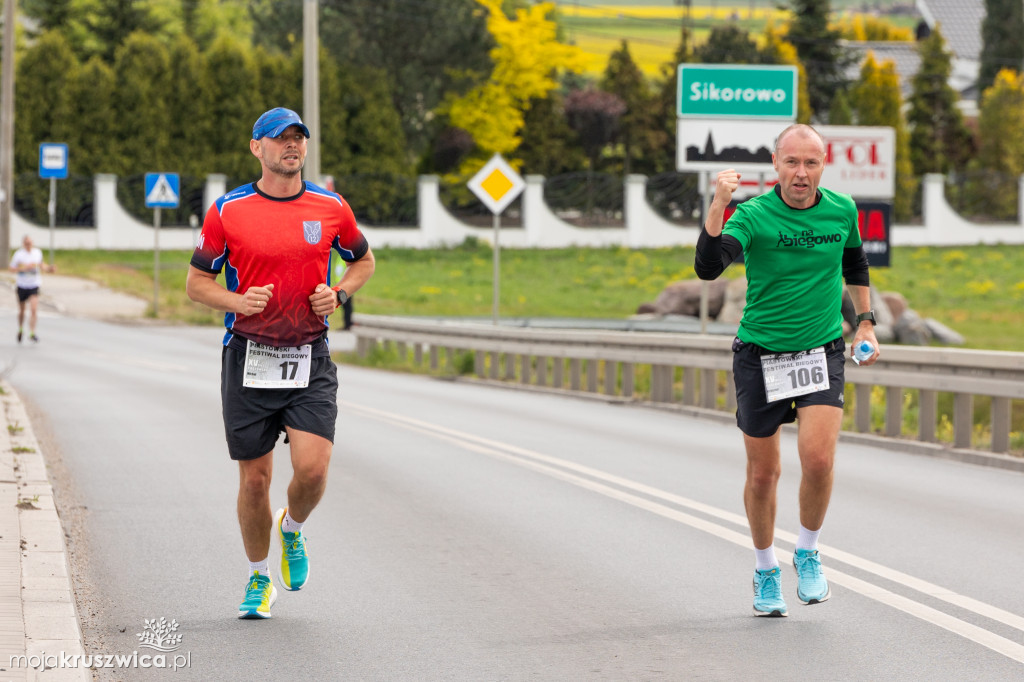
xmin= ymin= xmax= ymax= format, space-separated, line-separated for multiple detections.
xmin=2 ymin=273 xmax=149 ymax=323
xmin=0 ymin=273 xmax=143 ymax=681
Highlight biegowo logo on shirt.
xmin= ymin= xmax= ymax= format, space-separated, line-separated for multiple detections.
xmin=776 ymin=230 xmax=842 ymax=248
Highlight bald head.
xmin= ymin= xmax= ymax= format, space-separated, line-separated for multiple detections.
xmin=774 ymin=124 xmax=825 ymax=156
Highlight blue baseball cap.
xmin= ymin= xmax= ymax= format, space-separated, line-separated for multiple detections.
xmin=252 ymin=107 xmax=311 ymax=140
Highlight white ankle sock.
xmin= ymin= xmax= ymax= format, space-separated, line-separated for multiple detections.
xmin=754 ymin=545 xmax=778 ymax=571
xmin=796 ymin=524 xmax=821 ymax=551
xmin=281 ymin=509 xmax=304 ymax=534
xmin=249 ymin=558 xmax=270 ymax=577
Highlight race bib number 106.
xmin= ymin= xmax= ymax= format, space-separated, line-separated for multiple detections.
xmin=243 ymin=341 xmax=312 ymax=389
xmin=760 ymin=346 xmax=829 ymax=403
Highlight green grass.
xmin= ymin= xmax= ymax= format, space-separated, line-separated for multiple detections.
xmin=47 ymin=242 xmax=1024 ymax=351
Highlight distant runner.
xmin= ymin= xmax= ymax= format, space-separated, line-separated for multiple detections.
xmin=9 ymin=235 xmax=54 ymax=343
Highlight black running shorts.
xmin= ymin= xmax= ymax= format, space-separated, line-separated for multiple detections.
xmin=732 ymin=336 xmax=846 ymax=438
xmin=220 ymin=345 xmax=339 ymax=460
xmin=16 ymin=287 xmax=39 ymax=303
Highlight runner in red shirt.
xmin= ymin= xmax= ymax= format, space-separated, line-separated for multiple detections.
xmin=186 ymin=107 xmax=375 ymax=619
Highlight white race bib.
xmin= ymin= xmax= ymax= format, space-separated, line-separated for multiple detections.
xmin=243 ymin=341 xmax=312 ymax=389
xmin=760 ymin=346 xmax=829 ymax=403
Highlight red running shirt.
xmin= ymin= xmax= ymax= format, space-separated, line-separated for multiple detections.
xmin=190 ymin=182 xmax=368 ymax=348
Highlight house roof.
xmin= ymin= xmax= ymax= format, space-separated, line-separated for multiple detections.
xmin=916 ymin=0 xmax=984 ymax=61
xmin=843 ymin=42 xmax=922 ymax=98
xmin=842 ymin=1 xmax=984 ymax=108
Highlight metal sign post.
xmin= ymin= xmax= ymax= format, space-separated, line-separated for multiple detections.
xmin=467 ymin=154 xmax=526 ymax=325
xmin=492 ymin=213 xmax=501 ymax=325
xmin=39 ymin=143 xmax=69 ymax=267
xmin=699 ymin=170 xmax=711 ymax=334
xmin=153 ymin=208 xmax=161 ymax=316
xmin=47 ymin=177 xmax=56 ymax=265
xmin=144 ymin=173 xmax=180 ymax=317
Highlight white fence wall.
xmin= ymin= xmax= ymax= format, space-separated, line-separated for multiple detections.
xmin=11 ymin=172 xmax=1024 ymax=250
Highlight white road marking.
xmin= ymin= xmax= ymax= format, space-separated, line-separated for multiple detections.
xmin=342 ymin=400 xmax=1024 ymax=664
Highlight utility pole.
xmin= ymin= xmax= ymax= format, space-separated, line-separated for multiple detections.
xmin=0 ymin=0 xmax=16 ymax=256
xmin=302 ymin=0 xmax=321 ymax=185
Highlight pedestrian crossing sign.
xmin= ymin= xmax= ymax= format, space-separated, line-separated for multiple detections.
xmin=145 ymin=173 xmax=180 ymax=208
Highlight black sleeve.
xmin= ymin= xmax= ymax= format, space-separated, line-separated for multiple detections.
xmin=842 ymin=244 xmax=870 ymax=287
xmin=340 ymin=233 xmax=369 ymax=262
xmin=694 ymin=227 xmax=743 ymax=280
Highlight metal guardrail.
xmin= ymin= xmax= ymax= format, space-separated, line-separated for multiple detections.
xmin=351 ymin=315 xmax=1024 ymax=458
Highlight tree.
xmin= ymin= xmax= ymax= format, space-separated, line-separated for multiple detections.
xmin=694 ymin=25 xmax=764 ymax=65
xmin=109 ymin=33 xmax=174 ymax=176
xmin=601 ymin=40 xmax=659 ymax=175
xmin=201 ymin=34 xmax=261 ymax=182
xmin=564 ymin=88 xmax=626 ymax=174
xmin=692 ymin=23 xmax=812 ymax=123
xmin=14 ymin=31 xmax=79 ymax=175
xmin=761 ymin=22 xmax=812 ymax=124
xmin=20 ymin=0 xmax=72 ymax=34
xmin=248 ymin=0 xmax=496 ymax=162
xmin=783 ymin=0 xmax=852 ymax=121
xmin=828 ymin=90 xmax=852 ymax=125
xmin=89 ymin=0 xmax=169 ymax=62
xmin=979 ymin=0 xmax=1024 ymax=93
xmin=165 ymin=35 xmax=213 ymax=178
xmin=971 ymin=69 xmax=1024 ymax=219
xmin=564 ymin=87 xmax=626 ymax=218
xmin=850 ymin=53 xmax=917 ymax=221
xmin=70 ymin=57 xmax=118 ymax=175
xmin=650 ymin=25 xmax=698 ymax=174
xmin=336 ymin=67 xmax=408 ymax=179
xmin=906 ymin=26 xmax=974 ymax=176
xmin=444 ymin=0 xmax=586 ymax=173
xmin=517 ymin=90 xmax=586 ymax=176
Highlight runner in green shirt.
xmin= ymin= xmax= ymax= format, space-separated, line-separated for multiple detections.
xmin=694 ymin=124 xmax=880 ymax=617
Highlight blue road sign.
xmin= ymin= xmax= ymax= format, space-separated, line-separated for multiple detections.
xmin=145 ymin=173 xmax=180 ymax=208
xmin=39 ymin=143 xmax=69 ymax=179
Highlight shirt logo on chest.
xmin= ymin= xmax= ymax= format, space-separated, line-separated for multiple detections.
xmin=776 ymin=229 xmax=842 ymax=249
xmin=302 ymin=221 xmax=322 ymax=245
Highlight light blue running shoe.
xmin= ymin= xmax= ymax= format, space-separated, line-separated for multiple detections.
xmin=275 ymin=507 xmax=309 ymax=591
xmin=238 ymin=571 xmax=277 ymax=619
xmin=752 ymin=566 xmax=788 ymax=617
xmin=793 ymin=548 xmax=831 ymax=604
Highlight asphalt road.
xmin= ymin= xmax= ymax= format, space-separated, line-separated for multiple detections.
xmin=3 ymin=310 xmax=1024 ymax=681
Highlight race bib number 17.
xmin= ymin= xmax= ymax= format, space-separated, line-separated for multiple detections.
xmin=760 ymin=346 xmax=829 ymax=403
xmin=243 ymin=341 xmax=312 ymax=389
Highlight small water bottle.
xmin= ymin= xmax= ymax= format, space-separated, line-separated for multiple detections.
xmin=853 ymin=340 xmax=874 ymax=365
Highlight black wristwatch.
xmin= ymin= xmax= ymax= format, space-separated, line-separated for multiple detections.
xmin=335 ymin=289 xmax=349 ymax=306
xmin=856 ymin=310 xmax=877 ymax=326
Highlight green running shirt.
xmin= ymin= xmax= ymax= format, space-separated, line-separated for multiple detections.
xmin=723 ymin=186 xmax=861 ymax=352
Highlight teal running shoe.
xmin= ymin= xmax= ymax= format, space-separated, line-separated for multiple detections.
xmin=752 ymin=567 xmax=788 ymax=617
xmin=275 ymin=507 xmax=309 ymax=591
xmin=793 ymin=548 xmax=831 ymax=604
xmin=238 ymin=571 xmax=277 ymax=619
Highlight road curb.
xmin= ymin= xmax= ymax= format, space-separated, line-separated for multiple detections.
xmin=0 ymin=381 xmax=87 ymax=681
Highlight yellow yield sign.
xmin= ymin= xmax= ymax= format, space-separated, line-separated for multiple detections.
xmin=468 ymin=154 xmax=525 ymax=215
